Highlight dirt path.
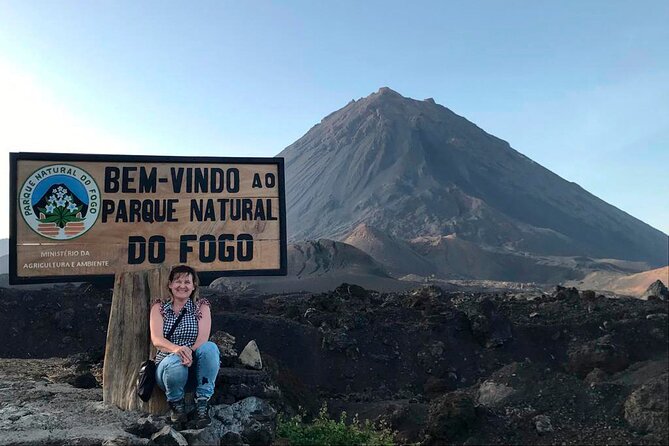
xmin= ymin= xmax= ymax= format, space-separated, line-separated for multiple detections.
xmin=0 ymin=358 xmax=139 ymax=445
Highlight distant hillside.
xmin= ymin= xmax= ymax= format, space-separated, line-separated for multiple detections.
xmin=343 ymin=223 xmax=435 ymax=277
xmin=569 ymin=266 xmax=669 ymax=297
xmin=210 ymin=239 xmax=413 ymax=294
xmin=278 ymin=88 xmax=667 ymax=276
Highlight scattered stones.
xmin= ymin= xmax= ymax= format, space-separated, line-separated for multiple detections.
xmin=533 ymin=414 xmax=554 ymax=434
xmin=239 ymin=340 xmax=263 ymax=370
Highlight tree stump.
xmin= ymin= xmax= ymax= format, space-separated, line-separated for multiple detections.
xmin=102 ymin=266 xmax=170 ymax=413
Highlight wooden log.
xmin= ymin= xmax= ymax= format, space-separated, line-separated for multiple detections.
xmin=102 ymin=266 xmax=170 ymax=413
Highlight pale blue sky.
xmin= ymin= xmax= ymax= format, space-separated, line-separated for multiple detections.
xmin=1 ymin=1 xmax=668 ymax=237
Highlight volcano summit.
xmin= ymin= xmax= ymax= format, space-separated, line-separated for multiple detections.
xmin=278 ymin=88 xmax=666 ymax=281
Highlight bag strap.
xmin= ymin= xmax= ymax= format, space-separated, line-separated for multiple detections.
xmin=166 ymin=304 xmax=188 ymax=341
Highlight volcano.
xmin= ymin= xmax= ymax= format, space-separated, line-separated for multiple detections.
xmin=277 ymin=88 xmax=666 ymax=279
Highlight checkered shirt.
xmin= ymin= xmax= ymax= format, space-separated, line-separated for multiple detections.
xmin=154 ymin=298 xmax=209 ymax=364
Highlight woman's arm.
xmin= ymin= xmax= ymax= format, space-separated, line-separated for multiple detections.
xmin=149 ymin=303 xmax=192 ymax=365
xmin=191 ymin=303 xmax=212 ymax=352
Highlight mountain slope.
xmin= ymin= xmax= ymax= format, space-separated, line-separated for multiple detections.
xmin=568 ymin=266 xmax=669 ymax=297
xmin=343 ymin=223 xmax=435 ymax=276
xmin=279 ymin=88 xmax=667 ymax=267
xmin=209 ymin=239 xmax=413 ymax=293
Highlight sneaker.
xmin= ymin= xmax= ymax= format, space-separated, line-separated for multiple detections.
xmin=193 ymin=397 xmax=211 ymax=428
xmin=169 ymin=399 xmax=188 ymax=424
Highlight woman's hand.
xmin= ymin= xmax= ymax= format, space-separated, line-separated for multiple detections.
xmin=174 ymin=345 xmax=193 ymax=366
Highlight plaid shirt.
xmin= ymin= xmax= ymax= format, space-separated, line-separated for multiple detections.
xmin=154 ymin=298 xmax=210 ymax=364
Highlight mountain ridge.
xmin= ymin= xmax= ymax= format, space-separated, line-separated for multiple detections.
xmin=278 ymin=88 xmax=666 ymax=273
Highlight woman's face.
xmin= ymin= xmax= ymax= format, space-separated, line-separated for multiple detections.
xmin=168 ymin=273 xmax=195 ymax=301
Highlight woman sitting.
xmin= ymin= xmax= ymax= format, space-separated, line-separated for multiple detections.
xmin=150 ymin=265 xmax=220 ymax=426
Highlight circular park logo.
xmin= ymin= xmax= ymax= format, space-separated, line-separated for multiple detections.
xmin=19 ymin=164 xmax=101 ymax=240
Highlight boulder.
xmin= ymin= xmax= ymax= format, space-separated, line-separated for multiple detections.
xmin=210 ymin=331 xmax=239 ymax=367
xmin=150 ymin=426 xmax=188 ymax=445
xmin=643 ymin=280 xmax=668 ymax=300
xmin=477 ymin=381 xmax=515 ymax=407
xmin=334 ymin=283 xmax=369 ymax=298
xmin=180 ymin=427 xmax=222 ymax=446
xmin=71 ymin=372 xmax=98 ymax=389
xmin=214 ymin=368 xmax=282 ymax=405
xmin=124 ymin=414 xmax=166 ymax=438
xmin=566 ymin=335 xmax=629 ymax=377
xmin=584 ymin=368 xmax=608 ymax=385
xmin=554 ymin=286 xmax=580 ymax=300
xmin=624 ymin=372 xmax=668 ymax=437
xmin=425 ymin=392 xmax=477 ymax=444
xmin=239 ymin=340 xmax=263 ymax=370
xmin=102 ymin=437 xmax=151 ymax=446
xmin=212 ymin=396 xmax=277 ymax=446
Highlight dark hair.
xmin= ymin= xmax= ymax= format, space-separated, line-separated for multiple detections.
xmin=166 ymin=265 xmax=199 ymax=302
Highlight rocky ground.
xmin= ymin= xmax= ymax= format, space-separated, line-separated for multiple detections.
xmin=0 ymin=282 xmax=667 ymax=445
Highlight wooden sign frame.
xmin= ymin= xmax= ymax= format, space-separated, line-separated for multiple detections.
xmin=9 ymin=152 xmax=287 ymax=285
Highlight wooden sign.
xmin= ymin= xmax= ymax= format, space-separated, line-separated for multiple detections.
xmin=9 ymin=152 xmax=287 ymax=285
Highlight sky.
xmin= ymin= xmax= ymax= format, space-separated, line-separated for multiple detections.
xmin=1 ymin=1 xmax=668 ymax=239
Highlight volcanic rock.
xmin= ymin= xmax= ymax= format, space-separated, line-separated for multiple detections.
xmin=477 ymin=381 xmax=515 ymax=407
xmin=566 ymin=335 xmax=630 ymax=377
xmin=533 ymin=414 xmax=554 ymax=434
xmin=643 ymin=280 xmax=668 ymax=300
xmin=212 ymin=396 xmax=277 ymax=446
xmin=210 ymin=330 xmax=238 ymax=367
xmin=239 ymin=340 xmax=263 ymax=370
xmin=124 ymin=414 xmax=166 ymax=438
xmin=466 ymin=298 xmax=513 ymax=348
xmin=150 ymin=426 xmax=188 ymax=445
xmin=425 ymin=392 xmax=477 ymax=444
xmin=623 ymin=372 xmax=669 ymax=438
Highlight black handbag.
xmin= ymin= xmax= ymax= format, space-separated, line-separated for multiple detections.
xmin=137 ymin=306 xmax=187 ymax=402
xmin=137 ymin=359 xmax=156 ymax=402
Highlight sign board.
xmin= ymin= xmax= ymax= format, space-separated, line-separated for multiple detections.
xmin=10 ymin=152 xmax=287 ymax=285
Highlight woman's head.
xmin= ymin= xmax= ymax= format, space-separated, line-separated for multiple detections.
xmin=167 ymin=265 xmax=199 ymax=302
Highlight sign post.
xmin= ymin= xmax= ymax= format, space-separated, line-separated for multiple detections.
xmin=10 ymin=152 xmax=287 ymax=411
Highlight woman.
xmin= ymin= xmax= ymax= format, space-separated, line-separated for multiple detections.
xmin=150 ymin=265 xmax=220 ymax=426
